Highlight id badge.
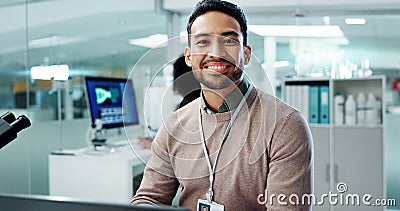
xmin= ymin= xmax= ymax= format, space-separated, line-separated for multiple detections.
xmin=197 ymin=199 xmax=224 ymax=211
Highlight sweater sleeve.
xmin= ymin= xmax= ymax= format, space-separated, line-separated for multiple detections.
xmin=131 ymin=124 xmax=180 ymax=205
xmin=265 ymin=110 xmax=314 ymax=210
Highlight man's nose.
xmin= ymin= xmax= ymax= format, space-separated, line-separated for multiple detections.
xmin=208 ymin=41 xmax=225 ymax=58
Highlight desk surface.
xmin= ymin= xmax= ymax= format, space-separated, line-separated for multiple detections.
xmin=51 ymin=143 xmax=151 ymax=162
xmin=49 ymin=143 xmax=152 ymax=203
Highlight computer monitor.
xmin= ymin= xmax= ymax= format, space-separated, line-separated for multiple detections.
xmin=84 ymin=76 xmax=139 ymax=129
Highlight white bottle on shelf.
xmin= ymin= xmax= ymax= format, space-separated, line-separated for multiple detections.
xmin=356 ymin=92 xmax=366 ymax=125
xmin=345 ymin=94 xmax=356 ymax=125
xmin=334 ymin=93 xmax=344 ymax=124
xmin=376 ymin=99 xmax=382 ymax=125
xmin=365 ymin=93 xmax=377 ymax=126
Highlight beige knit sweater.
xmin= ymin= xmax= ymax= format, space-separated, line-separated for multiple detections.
xmin=132 ymin=88 xmax=313 ymax=211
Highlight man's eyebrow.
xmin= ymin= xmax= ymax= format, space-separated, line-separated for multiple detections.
xmin=193 ymin=33 xmax=212 ymax=38
xmin=221 ymin=31 xmax=240 ymax=37
xmin=192 ymin=31 xmax=240 ymax=38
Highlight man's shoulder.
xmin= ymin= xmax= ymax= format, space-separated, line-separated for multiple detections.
xmin=174 ymin=98 xmax=200 ymax=117
xmin=163 ymin=98 xmax=200 ymax=130
xmin=154 ymin=99 xmax=200 ymax=148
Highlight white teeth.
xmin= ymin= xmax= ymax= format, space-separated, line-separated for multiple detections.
xmin=208 ymin=65 xmax=226 ymax=70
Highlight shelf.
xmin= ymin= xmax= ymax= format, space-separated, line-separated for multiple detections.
xmin=332 ymin=75 xmax=385 ymax=82
xmin=283 ymin=77 xmax=385 ymax=211
xmin=282 ymin=76 xmax=386 ymax=127
xmin=282 ymin=77 xmax=330 ymax=82
xmin=309 ymin=124 xmax=330 ymax=128
xmin=331 ymin=124 xmax=383 ymax=129
xmin=309 ymin=124 xmax=383 ymax=129
xmin=284 ymin=79 xmax=329 ymax=86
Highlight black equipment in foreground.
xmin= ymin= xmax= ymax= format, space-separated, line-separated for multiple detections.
xmin=0 ymin=111 xmax=31 ymax=150
xmin=0 ymin=193 xmax=189 ymax=211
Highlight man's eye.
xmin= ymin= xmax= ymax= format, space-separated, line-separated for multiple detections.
xmin=196 ymin=40 xmax=209 ymax=45
xmin=223 ymin=38 xmax=238 ymax=45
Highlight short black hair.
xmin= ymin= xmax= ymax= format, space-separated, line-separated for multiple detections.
xmin=187 ymin=0 xmax=248 ymax=46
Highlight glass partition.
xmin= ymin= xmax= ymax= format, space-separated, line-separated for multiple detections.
xmin=0 ymin=0 xmax=31 ymax=194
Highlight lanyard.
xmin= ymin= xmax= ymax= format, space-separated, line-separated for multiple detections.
xmin=198 ymin=84 xmax=253 ymax=203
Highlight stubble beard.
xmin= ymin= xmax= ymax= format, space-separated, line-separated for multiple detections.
xmin=193 ymin=66 xmax=243 ymax=90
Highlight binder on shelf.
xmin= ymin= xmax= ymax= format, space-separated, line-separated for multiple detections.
xmin=289 ymin=85 xmax=296 ymax=108
xmin=301 ymin=85 xmax=310 ymax=121
xmin=309 ymin=86 xmax=320 ymax=124
xmin=294 ymin=85 xmax=302 ymax=111
xmin=319 ymin=86 xmax=330 ymax=124
xmin=285 ymin=85 xmax=293 ymax=106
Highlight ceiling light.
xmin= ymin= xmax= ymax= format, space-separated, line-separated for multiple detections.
xmin=128 ymin=34 xmax=168 ymax=48
xmin=249 ymin=25 xmax=344 ymax=38
xmin=30 ymin=64 xmax=69 ymax=81
xmin=29 ymin=36 xmax=61 ymax=48
xmin=345 ymin=18 xmax=366 ymax=25
xmin=29 ymin=36 xmax=83 ymax=48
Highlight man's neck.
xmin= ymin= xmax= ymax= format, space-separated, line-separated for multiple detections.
xmin=202 ymin=79 xmax=242 ymax=112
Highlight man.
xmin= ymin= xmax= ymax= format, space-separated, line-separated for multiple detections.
xmin=132 ymin=0 xmax=313 ymax=210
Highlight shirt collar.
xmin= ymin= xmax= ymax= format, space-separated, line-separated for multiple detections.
xmin=201 ymin=75 xmax=251 ymax=114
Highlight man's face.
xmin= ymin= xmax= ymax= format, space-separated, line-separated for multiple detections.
xmin=185 ymin=11 xmax=251 ymax=90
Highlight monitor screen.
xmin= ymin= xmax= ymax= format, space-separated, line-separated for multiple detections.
xmin=85 ymin=76 xmax=139 ymax=129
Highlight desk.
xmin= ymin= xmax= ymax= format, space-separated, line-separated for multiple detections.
xmin=48 ymin=144 xmax=152 ymax=204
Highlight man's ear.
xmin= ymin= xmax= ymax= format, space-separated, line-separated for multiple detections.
xmin=184 ymin=47 xmax=192 ymax=67
xmin=244 ymin=45 xmax=251 ymax=65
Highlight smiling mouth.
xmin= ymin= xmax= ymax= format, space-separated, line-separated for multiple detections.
xmin=202 ymin=59 xmax=234 ymax=74
xmin=204 ymin=65 xmax=230 ymax=73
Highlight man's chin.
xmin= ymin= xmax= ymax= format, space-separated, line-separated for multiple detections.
xmin=201 ymin=79 xmax=236 ymax=90
xmin=195 ymin=71 xmax=242 ymax=90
